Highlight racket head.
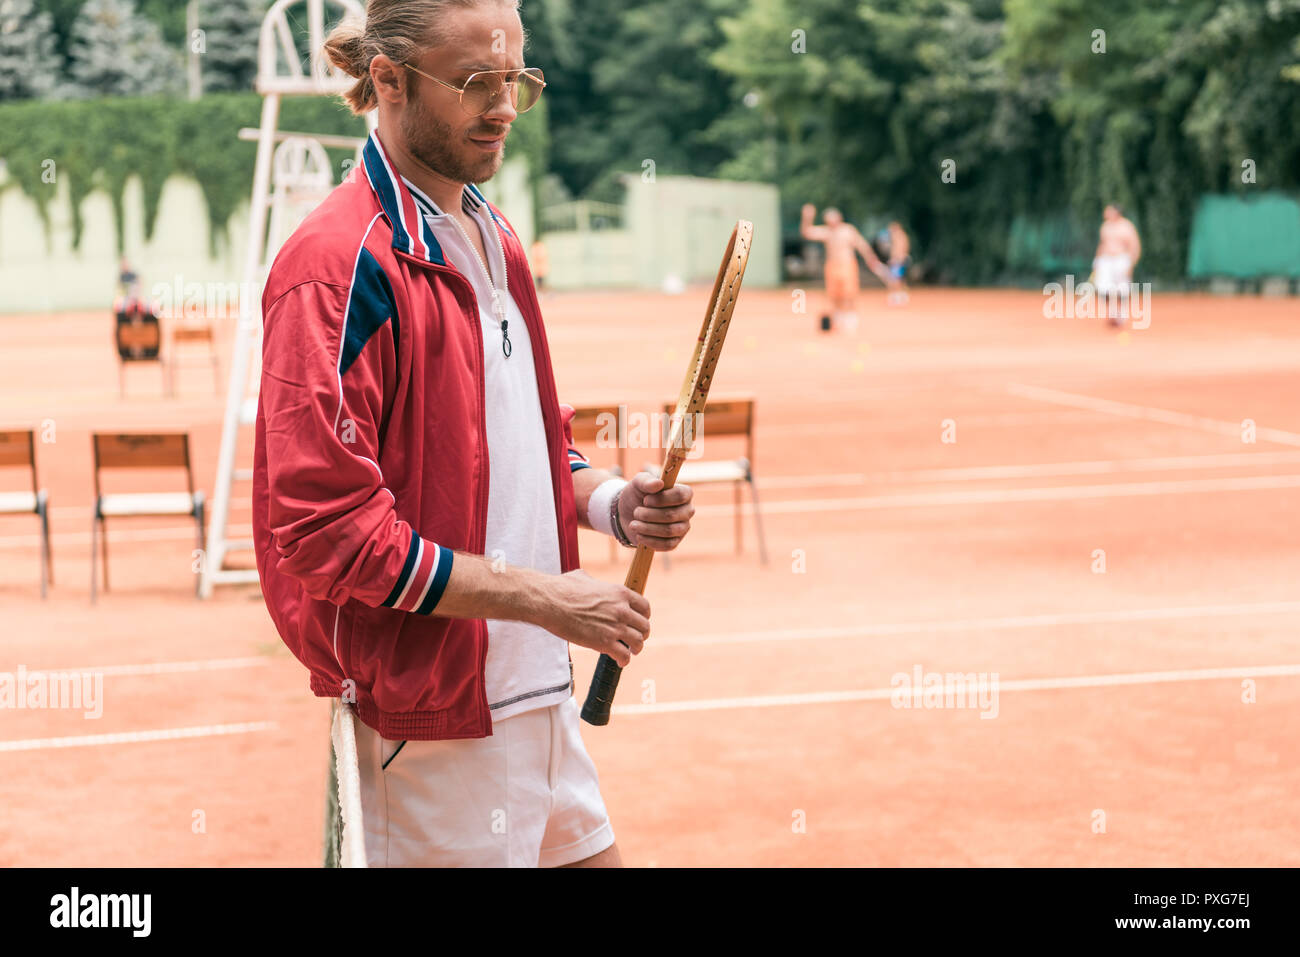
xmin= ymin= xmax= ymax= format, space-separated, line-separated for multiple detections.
xmin=661 ymin=220 xmax=753 ymax=484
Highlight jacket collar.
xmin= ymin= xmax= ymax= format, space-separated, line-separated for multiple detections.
xmin=361 ymin=130 xmax=516 ymax=268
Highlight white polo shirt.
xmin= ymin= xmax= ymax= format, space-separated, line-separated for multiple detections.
xmin=405 ymin=177 xmax=572 ymax=722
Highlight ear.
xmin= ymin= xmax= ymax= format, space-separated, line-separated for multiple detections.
xmin=370 ymin=54 xmax=408 ymax=105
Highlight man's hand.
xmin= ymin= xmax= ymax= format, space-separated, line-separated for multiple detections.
xmin=618 ymin=472 xmax=695 ymax=552
xmin=537 ymin=569 xmax=651 ymax=668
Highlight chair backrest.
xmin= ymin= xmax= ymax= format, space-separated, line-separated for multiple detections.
xmin=171 ymin=325 xmax=216 ymax=344
xmin=92 ymin=433 xmax=195 ymax=499
xmin=660 ymin=395 xmax=755 ymax=462
xmin=0 ymin=429 xmax=38 ymax=494
xmin=567 ymin=405 xmax=628 ymax=477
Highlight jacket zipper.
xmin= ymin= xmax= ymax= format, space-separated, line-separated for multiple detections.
xmin=444 ymin=208 xmax=512 ymax=358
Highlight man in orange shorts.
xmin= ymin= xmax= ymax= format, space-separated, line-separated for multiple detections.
xmin=801 ymin=204 xmax=887 ymax=333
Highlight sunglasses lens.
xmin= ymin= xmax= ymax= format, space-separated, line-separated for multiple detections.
xmin=461 ymin=75 xmax=496 ymax=115
xmin=461 ymin=71 xmax=545 ymax=115
xmin=515 ymin=71 xmax=543 ymax=113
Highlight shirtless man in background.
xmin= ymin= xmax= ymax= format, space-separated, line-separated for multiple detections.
xmin=801 ymin=204 xmax=887 ymax=334
xmin=1093 ymin=203 xmax=1141 ymax=327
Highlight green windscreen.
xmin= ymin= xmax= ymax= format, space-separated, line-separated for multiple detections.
xmin=1187 ymin=193 xmax=1300 ymax=279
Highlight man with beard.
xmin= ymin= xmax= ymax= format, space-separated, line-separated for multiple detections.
xmin=252 ymin=0 xmax=696 ymax=867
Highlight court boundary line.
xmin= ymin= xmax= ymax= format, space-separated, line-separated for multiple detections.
xmin=612 ymin=664 xmax=1300 ymax=716
xmin=692 ymin=473 xmax=1300 ymax=516
xmin=1008 ymin=383 xmax=1300 ymax=447
xmin=651 ymin=600 xmax=1300 ymax=647
xmin=0 ymin=721 xmax=278 ymax=752
xmin=10 ymin=657 xmax=272 ymax=678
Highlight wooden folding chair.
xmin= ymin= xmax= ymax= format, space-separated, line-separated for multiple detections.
xmin=648 ymin=395 xmax=768 ymax=563
xmin=0 ymin=429 xmax=53 ymax=598
xmin=91 ymin=432 xmax=206 ymax=602
xmin=567 ymin=404 xmax=629 ymax=562
xmin=165 ymin=318 xmax=222 ymax=397
xmin=115 ymin=302 xmax=164 ymax=397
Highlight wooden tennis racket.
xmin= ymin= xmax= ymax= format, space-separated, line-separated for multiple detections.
xmin=581 ymin=220 xmax=754 ymax=726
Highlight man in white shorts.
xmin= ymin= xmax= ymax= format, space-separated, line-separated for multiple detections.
xmin=253 ymin=0 xmax=696 ymax=868
xmin=1092 ymin=203 xmax=1142 ymax=327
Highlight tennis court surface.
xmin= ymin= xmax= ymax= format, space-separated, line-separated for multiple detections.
xmin=2 ymin=287 xmax=1298 ymax=866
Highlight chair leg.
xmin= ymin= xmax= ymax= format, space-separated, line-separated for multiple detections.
xmin=734 ymin=481 xmax=743 ymax=555
xmin=90 ymin=514 xmax=98 ymax=604
xmin=195 ymin=500 xmax=207 ymax=598
xmin=42 ymin=500 xmax=53 ymax=589
xmin=37 ymin=498 xmax=50 ymax=599
xmin=100 ymin=516 xmax=110 ymax=592
xmin=748 ymin=476 xmax=769 ymax=565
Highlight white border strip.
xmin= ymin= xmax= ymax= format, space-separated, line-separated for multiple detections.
xmin=612 ymin=664 xmax=1300 ymax=716
xmin=693 ymin=473 xmax=1300 ymax=516
xmin=17 ymin=657 xmax=273 ymax=678
xmin=0 ymin=721 xmax=277 ymax=752
xmin=1008 ymin=383 xmax=1300 ymax=447
xmin=652 ymin=600 xmax=1300 ymax=647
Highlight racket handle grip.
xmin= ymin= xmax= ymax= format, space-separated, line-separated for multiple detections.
xmin=581 ymin=653 xmax=623 ymax=726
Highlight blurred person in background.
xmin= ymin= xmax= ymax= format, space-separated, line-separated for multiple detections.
xmin=801 ymin=203 xmax=887 ymax=334
xmin=1093 ymin=203 xmax=1141 ymax=327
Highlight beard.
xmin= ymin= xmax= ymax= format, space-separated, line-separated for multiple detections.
xmin=401 ymin=93 xmax=504 ymax=187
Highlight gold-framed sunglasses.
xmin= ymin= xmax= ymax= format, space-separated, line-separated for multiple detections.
xmin=403 ymin=64 xmax=546 ymax=116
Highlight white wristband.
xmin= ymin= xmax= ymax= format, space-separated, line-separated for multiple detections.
xmin=586 ymin=478 xmax=628 ymax=537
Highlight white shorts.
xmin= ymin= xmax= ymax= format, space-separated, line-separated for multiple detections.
xmin=1093 ymin=254 xmax=1132 ymax=295
xmin=351 ymin=694 xmax=615 ymax=867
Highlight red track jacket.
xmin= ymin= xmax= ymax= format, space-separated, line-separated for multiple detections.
xmin=252 ymin=131 xmax=590 ymax=741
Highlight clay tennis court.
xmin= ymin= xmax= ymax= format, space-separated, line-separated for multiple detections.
xmin=2 ymin=286 xmax=1298 ymax=866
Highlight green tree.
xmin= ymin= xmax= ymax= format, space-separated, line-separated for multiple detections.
xmin=198 ymin=0 xmax=265 ymax=93
xmin=64 ymin=0 xmax=181 ymax=98
xmin=0 ymin=0 xmax=59 ymax=100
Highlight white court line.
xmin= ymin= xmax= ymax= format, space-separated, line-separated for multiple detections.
xmin=693 ymin=473 xmax=1300 ymax=516
xmin=0 ymin=524 xmax=251 ymax=550
xmin=752 ymin=450 xmax=1300 ymax=490
xmin=49 ymin=500 xmax=251 ymax=520
xmin=0 ymin=721 xmax=277 ymax=752
xmin=652 ymin=600 xmax=1300 ymax=647
xmin=763 ymin=411 xmax=1100 ymax=436
xmin=1008 ymin=383 xmax=1300 ymax=447
xmin=15 ymin=657 xmax=271 ymax=678
xmin=611 ymin=664 xmax=1300 ymax=716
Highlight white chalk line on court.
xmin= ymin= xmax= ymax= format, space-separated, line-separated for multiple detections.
xmin=1008 ymin=383 xmax=1300 ymax=447
xmin=751 ymin=450 xmax=1300 ymax=489
xmin=0 ymin=524 xmax=252 ymax=550
xmin=49 ymin=499 xmax=252 ymax=520
xmin=611 ymin=664 xmax=1300 ymax=716
xmin=6 ymin=472 xmax=1296 ymax=550
xmin=764 ymin=411 xmax=1101 ymax=437
xmin=0 ymin=721 xmax=277 ymax=752
xmin=14 ymin=657 xmax=271 ymax=678
xmin=694 ymin=473 xmax=1300 ymax=516
xmin=652 ymin=601 xmax=1300 ymax=647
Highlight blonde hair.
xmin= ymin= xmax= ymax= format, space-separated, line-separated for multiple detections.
xmin=323 ymin=0 xmax=523 ymax=115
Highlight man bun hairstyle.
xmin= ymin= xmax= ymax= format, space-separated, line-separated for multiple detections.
xmin=323 ymin=0 xmax=523 ymax=116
